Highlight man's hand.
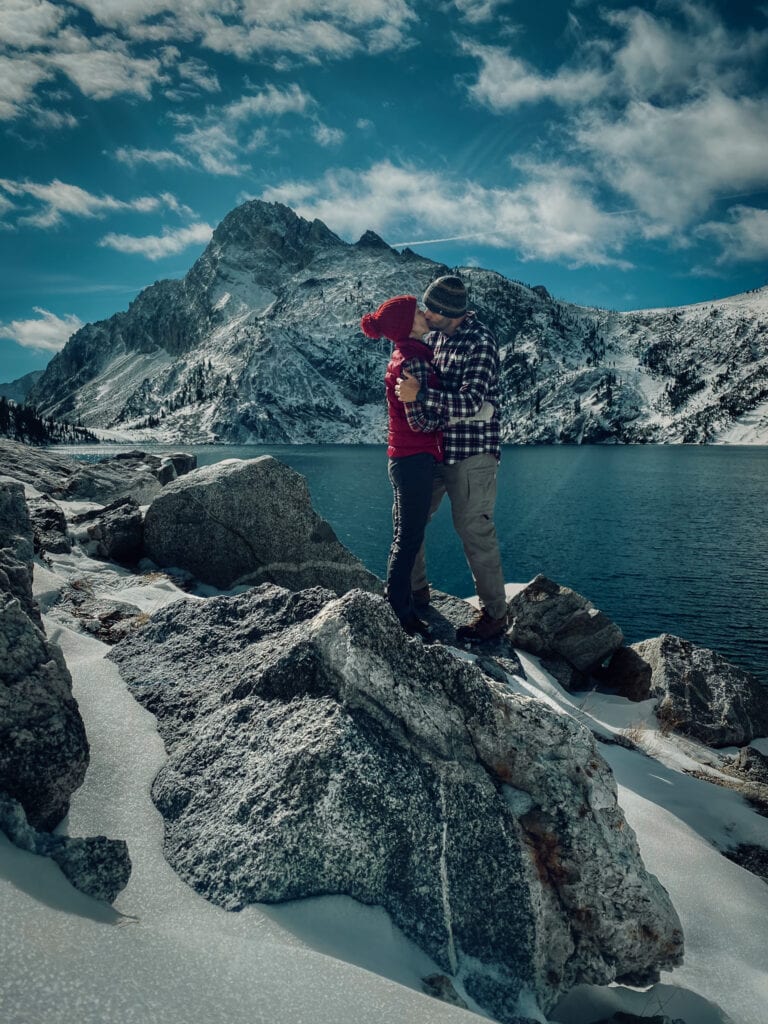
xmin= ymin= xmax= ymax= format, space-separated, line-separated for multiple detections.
xmin=395 ymin=368 xmax=420 ymax=403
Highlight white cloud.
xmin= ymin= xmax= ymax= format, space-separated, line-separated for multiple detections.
xmin=0 ymin=307 xmax=83 ymax=352
xmin=575 ymin=92 xmax=768 ymax=229
xmin=463 ymin=41 xmax=607 ymax=110
xmin=172 ymin=121 xmax=250 ymax=176
xmin=115 ymin=147 xmax=192 ymax=168
xmin=606 ymin=5 xmax=768 ymax=102
xmin=47 ymin=29 xmax=167 ymax=100
xmin=262 ymin=160 xmax=634 ymax=267
xmin=67 ymin=0 xmax=417 ymax=59
xmin=312 ymin=122 xmax=345 ymax=147
xmin=0 ymin=178 xmax=185 ymax=229
xmin=0 ymin=0 xmax=67 ymax=49
xmin=98 ymin=222 xmax=213 ymax=260
xmin=176 ymin=57 xmax=220 ymax=94
xmin=697 ymin=206 xmax=768 ymax=265
xmin=172 ymin=84 xmax=324 ymax=173
xmin=226 ymin=83 xmax=313 ymax=120
xmin=452 ymin=0 xmax=512 ymax=24
xmin=0 ymin=54 xmax=52 ymax=120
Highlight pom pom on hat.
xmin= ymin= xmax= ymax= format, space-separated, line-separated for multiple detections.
xmin=422 ymin=275 xmax=467 ymax=318
xmin=360 ymin=295 xmax=417 ymax=341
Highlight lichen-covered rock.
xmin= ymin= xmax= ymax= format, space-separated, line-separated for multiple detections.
xmin=109 ymin=584 xmax=682 ymax=1022
xmin=594 ymin=646 xmax=653 ymax=702
xmin=1 ymin=479 xmax=89 ymax=829
xmin=0 ymin=794 xmax=131 ymax=903
xmin=27 ymin=495 xmax=72 ymax=555
xmin=633 ymin=634 xmax=768 ymax=747
xmin=142 ymin=455 xmax=383 ymax=595
xmin=71 ymin=496 xmax=144 ymax=564
xmin=507 ymin=576 xmax=624 ymax=688
xmin=0 ymin=437 xmax=196 ymax=505
xmin=0 ymin=478 xmax=41 ymax=627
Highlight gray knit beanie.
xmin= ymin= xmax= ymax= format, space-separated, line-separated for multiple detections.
xmin=422 ymin=275 xmax=467 ymax=317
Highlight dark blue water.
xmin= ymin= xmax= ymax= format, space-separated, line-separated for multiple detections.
xmin=69 ymin=444 xmax=768 ymax=684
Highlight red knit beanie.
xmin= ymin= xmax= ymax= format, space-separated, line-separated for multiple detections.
xmin=360 ymin=295 xmax=417 ymax=341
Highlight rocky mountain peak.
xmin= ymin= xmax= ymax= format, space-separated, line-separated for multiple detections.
xmin=354 ymin=229 xmax=391 ymax=250
xmin=208 ymin=199 xmax=344 ymax=266
xmin=25 ymin=198 xmax=768 ymax=445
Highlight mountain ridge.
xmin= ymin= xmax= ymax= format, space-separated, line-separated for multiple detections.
xmin=28 ymin=200 xmax=768 ymax=445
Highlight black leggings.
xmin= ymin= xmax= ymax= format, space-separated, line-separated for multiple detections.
xmin=386 ymin=453 xmax=437 ymax=623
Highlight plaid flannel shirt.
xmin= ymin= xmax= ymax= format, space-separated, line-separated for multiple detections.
xmin=404 ymin=312 xmax=501 ymax=464
xmin=398 ymin=354 xmax=443 ymax=434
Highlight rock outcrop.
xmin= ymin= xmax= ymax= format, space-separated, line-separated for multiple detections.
xmin=27 ymin=494 xmax=72 ymax=555
xmin=0 ymin=794 xmax=131 ymax=904
xmin=0 ymin=438 xmax=196 ymax=505
xmin=0 ymin=479 xmax=89 ymax=829
xmin=142 ymin=455 xmax=383 ymax=595
xmin=71 ymin=496 xmax=144 ymax=564
xmin=507 ymin=576 xmax=624 ymax=689
xmin=633 ymin=634 xmax=768 ymax=747
xmin=109 ymin=583 xmax=683 ymax=1022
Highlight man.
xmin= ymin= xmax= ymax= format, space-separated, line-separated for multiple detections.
xmin=395 ymin=274 xmax=507 ymax=641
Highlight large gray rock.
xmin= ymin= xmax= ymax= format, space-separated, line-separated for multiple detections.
xmin=0 ymin=794 xmax=131 ymax=904
xmin=507 ymin=576 xmax=624 ymax=688
xmin=0 ymin=477 xmax=41 ymax=627
xmin=0 ymin=438 xmax=196 ymax=505
xmin=0 ymin=481 xmax=89 ymax=829
xmin=71 ymin=496 xmax=144 ymax=564
xmin=633 ymin=634 xmax=768 ymax=747
xmin=109 ymin=584 xmax=682 ymax=1022
xmin=27 ymin=494 xmax=72 ymax=555
xmin=142 ymin=456 xmax=383 ymax=595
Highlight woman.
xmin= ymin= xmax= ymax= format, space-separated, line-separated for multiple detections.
xmin=361 ymin=295 xmax=442 ymax=639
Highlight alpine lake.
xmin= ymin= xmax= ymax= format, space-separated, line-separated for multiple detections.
xmin=64 ymin=443 xmax=768 ymax=687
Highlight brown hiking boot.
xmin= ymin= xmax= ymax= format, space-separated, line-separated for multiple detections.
xmin=412 ymin=584 xmax=431 ymax=608
xmin=456 ymin=608 xmax=508 ymax=643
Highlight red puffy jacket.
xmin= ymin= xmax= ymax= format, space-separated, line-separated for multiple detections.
xmin=384 ymin=338 xmax=443 ymax=460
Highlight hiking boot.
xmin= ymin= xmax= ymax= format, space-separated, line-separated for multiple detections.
xmin=455 ymin=608 xmax=508 ymax=643
xmin=412 ymin=584 xmax=431 ymax=608
xmin=401 ymin=614 xmax=433 ymax=642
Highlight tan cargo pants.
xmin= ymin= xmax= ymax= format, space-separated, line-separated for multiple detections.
xmin=411 ymin=453 xmax=507 ymax=620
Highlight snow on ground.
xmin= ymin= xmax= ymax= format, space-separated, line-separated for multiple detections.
xmin=712 ymin=396 xmax=768 ymax=444
xmin=2 ymin=553 xmax=489 ymax=1024
xmin=2 ymin=557 xmax=768 ymax=1024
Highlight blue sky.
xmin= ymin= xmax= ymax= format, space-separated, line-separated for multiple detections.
xmin=1 ymin=0 xmax=768 ymax=381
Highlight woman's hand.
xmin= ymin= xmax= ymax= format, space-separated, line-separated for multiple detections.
xmin=395 ymin=368 xmax=420 ymax=403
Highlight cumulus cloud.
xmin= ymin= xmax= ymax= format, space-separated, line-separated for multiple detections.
xmin=98 ymin=222 xmax=213 ymax=259
xmin=0 ymin=0 xmax=67 ymax=49
xmin=452 ymin=0 xmax=514 ymax=24
xmin=697 ymin=206 xmax=768 ymax=265
xmin=262 ymin=160 xmax=634 ymax=267
xmin=575 ymin=92 xmax=768 ymax=230
xmin=462 ymin=41 xmax=606 ymax=110
xmin=172 ymin=84 xmax=325 ymax=173
xmin=226 ymin=83 xmax=313 ymax=120
xmin=0 ymin=54 xmax=52 ymax=121
xmin=312 ymin=122 xmax=345 ymax=146
xmin=0 ymin=307 xmax=83 ymax=352
xmin=606 ymin=5 xmax=768 ymax=102
xmin=66 ymin=0 xmax=417 ymax=59
xmin=459 ymin=4 xmax=768 ymax=250
xmin=0 ymin=178 xmax=186 ymax=229
xmin=114 ymin=147 xmax=192 ymax=168
xmin=46 ymin=30 xmax=167 ymax=100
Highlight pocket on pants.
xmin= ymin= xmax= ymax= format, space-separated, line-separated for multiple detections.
xmin=466 ymin=464 xmax=496 ymax=518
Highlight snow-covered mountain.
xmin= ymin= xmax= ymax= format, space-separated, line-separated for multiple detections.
xmin=0 ymin=369 xmax=44 ymax=404
xmin=29 ymin=200 xmax=768 ymax=444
